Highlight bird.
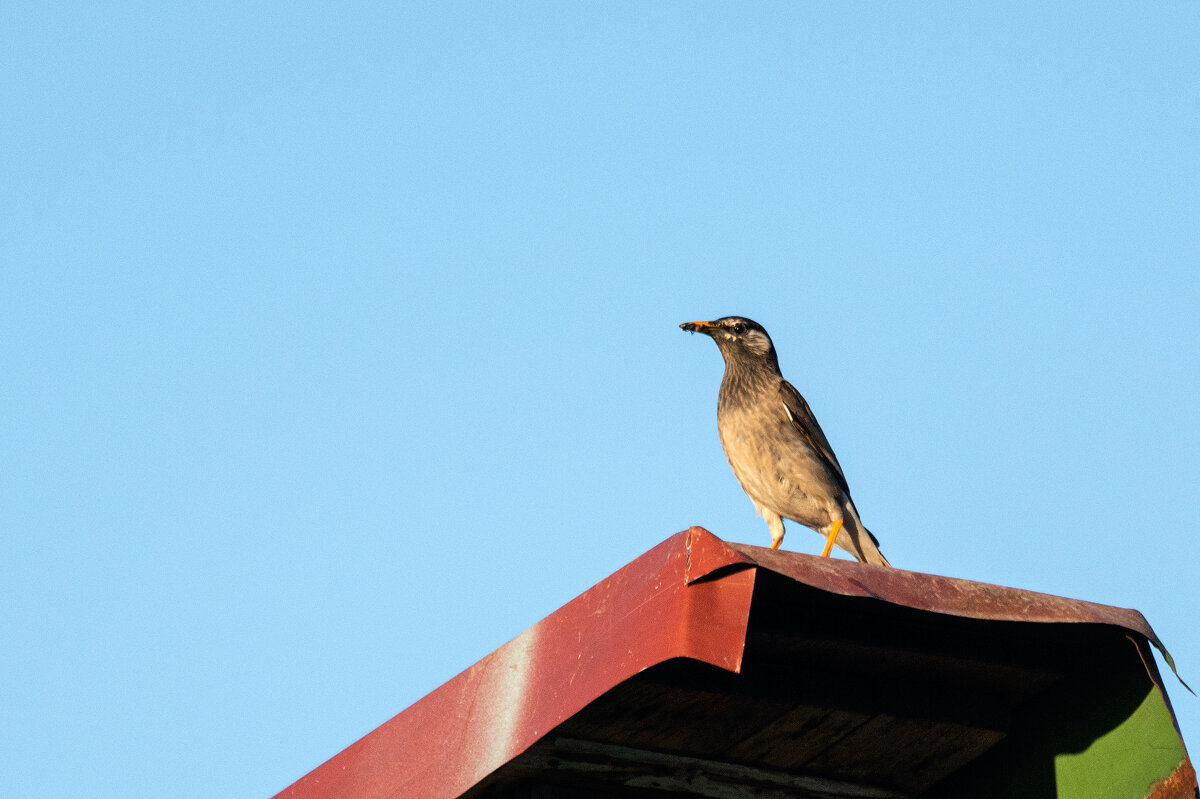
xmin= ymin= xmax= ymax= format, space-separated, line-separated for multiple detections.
xmin=681 ymin=316 xmax=890 ymax=566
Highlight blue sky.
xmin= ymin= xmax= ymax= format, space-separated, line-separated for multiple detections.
xmin=2 ymin=3 xmax=1197 ymax=796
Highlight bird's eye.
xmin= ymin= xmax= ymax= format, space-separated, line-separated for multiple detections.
xmin=732 ymin=324 xmax=746 ymax=335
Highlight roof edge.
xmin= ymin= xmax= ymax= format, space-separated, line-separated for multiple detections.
xmin=717 ymin=537 xmax=1190 ymax=693
xmin=275 ymin=528 xmax=756 ymax=799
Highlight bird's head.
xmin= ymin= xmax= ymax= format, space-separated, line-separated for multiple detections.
xmin=680 ymin=316 xmax=780 ymax=372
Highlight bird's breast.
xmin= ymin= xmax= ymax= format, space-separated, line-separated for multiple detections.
xmin=717 ymin=403 xmax=839 ymax=524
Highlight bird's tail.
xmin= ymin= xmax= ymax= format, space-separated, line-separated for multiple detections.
xmin=840 ymin=506 xmax=891 ymax=567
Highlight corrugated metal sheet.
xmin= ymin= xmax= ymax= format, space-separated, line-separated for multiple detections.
xmin=274 ymin=527 xmax=1194 ymax=799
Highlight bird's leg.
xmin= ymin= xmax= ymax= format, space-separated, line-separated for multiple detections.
xmin=820 ymin=519 xmax=843 ymax=558
xmin=765 ymin=512 xmax=786 ymax=550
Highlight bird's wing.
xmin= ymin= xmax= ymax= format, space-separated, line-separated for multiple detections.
xmin=778 ymin=380 xmax=852 ymax=498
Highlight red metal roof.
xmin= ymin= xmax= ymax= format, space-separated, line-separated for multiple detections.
xmin=273 ymin=527 xmax=1193 ymax=799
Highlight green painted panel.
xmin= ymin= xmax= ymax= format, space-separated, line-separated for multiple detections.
xmin=1054 ymin=685 xmax=1184 ymax=799
xmin=920 ymin=633 xmax=1190 ymax=799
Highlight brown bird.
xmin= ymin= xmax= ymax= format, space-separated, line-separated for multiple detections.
xmin=682 ymin=316 xmax=890 ymax=566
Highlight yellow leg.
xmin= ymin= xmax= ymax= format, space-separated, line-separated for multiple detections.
xmin=766 ymin=514 xmax=785 ymax=550
xmin=820 ymin=519 xmax=843 ymax=558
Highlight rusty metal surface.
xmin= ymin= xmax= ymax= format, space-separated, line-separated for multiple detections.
xmin=274 ymin=527 xmax=1192 ymax=799
xmin=683 ymin=528 xmax=1183 ymax=681
xmin=1147 ymin=756 xmax=1197 ymax=799
xmin=274 ymin=531 xmax=756 ymax=799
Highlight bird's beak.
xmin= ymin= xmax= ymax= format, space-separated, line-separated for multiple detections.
xmin=680 ymin=320 xmax=717 ymax=335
